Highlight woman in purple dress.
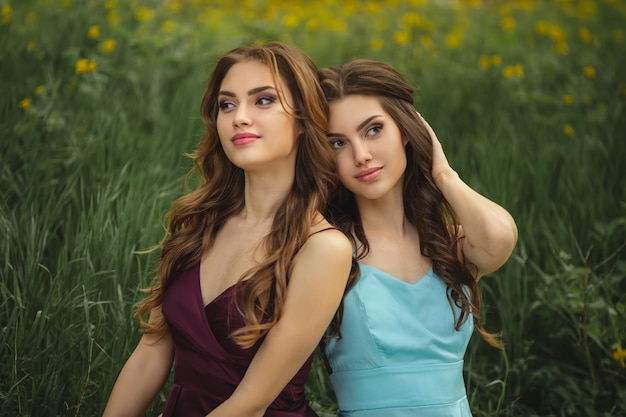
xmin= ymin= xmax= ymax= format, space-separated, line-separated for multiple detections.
xmin=103 ymin=41 xmax=355 ymax=417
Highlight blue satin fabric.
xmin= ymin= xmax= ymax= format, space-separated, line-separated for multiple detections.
xmin=325 ymin=264 xmax=474 ymax=416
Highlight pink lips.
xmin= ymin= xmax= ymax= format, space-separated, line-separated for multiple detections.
xmin=355 ymin=167 xmax=382 ymax=182
xmin=232 ymin=132 xmax=260 ymax=146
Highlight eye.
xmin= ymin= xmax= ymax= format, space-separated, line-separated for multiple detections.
xmin=218 ymin=99 xmax=236 ymax=111
xmin=365 ymin=124 xmax=382 ymax=137
xmin=256 ymin=95 xmax=277 ymax=106
xmin=329 ymin=139 xmax=346 ymax=150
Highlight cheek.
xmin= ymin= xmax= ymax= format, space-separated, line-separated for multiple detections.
xmin=216 ymin=114 xmax=227 ymax=134
xmin=334 ymin=153 xmax=353 ymax=184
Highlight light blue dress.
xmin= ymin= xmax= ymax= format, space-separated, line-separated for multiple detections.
xmin=324 ymin=263 xmax=474 ymax=416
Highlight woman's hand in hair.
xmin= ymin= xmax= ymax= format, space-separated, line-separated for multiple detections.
xmin=417 ymin=113 xmax=518 ymax=278
xmin=417 ymin=113 xmax=455 ymax=184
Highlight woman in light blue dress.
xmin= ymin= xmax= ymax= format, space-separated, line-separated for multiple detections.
xmin=319 ymin=60 xmax=518 ymax=416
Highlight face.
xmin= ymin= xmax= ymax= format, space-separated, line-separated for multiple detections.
xmin=217 ymin=60 xmax=300 ymax=172
xmin=327 ymin=94 xmax=407 ymax=201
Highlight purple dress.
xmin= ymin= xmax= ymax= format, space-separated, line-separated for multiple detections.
xmin=161 ymin=264 xmax=318 ymax=417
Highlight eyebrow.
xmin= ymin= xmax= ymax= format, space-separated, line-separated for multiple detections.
xmin=218 ymin=85 xmax=276 ymax=97
xmin=327 ymin=115 xmax=382 ymax=138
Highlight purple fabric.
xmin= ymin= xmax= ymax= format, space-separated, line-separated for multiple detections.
xmin=161 ymin=265 xmax=317 ymax=417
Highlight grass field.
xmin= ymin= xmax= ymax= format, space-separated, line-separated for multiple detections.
xmin=1 ymin=0 xmax=625 ymax=416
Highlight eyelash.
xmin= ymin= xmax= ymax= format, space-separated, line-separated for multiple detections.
xmin=256 ymin=95 xmax=276 ymax=106
xmin=218 ymin=100 xmax=235 ymax=110
xmin=218 ymin=94 xmax=277 ymax=111
xmin=329 ymin=139 xmax=345 ymax=150
xmin=365 ymin=124 xmax=382 ymax=137
xmin=329 ymin=123 xmax=383 ymax=150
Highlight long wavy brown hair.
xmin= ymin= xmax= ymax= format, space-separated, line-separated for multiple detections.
xmin=135 ymin=42 xmax=356 ymax=348
xmin=319 ymin=59 xmax=502 ymax=348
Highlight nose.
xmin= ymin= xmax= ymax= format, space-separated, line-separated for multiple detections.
xmin=233 ymin=104 xmax=251 ymax=128
xmin=352 ymin=139 xmax=372 ymax=166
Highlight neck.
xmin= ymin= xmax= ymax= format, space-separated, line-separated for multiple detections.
xmin=356 ymin=187 xmax=408 ymax=238
xmin=240 ymin=168 xmax=293 ymax=225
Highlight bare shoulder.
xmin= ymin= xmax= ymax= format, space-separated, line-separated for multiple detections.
xmin=305 ymin=222 xmax=351 ymax=257
xmin=293 ymin=221 xmax=352 ymax=278
xmin=304 ymin=232 xmax=351 ymax=262
xmin=290 ymin=230 xmax=352 ymax=295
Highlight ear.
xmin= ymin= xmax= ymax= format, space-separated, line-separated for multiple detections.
xmin=296 ymin=121 xmax=305 ymax=138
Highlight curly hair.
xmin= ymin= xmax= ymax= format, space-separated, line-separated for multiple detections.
xmin=319 ymin=59 xmax=501 ymax=348
xmin=135 ymin=42 xmax=357 ymax=348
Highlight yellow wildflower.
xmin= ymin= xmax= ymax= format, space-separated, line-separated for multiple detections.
xmin=370 ymin=38 xmax=383 ymax=52
xmin=107 ymin=10 xmax=119 ymax=25
xmin=365 ymin=2 xmax=380 ymax=14
xmin=161 ymin=21 xmax=177 ymax=33
xmin=283 ymin=14 xmax=299 ymax=29
xmin=35 ymin=85 xmax=46 ymax=95
xmin=27 ymin=42 xmax=38 ymax=53
xmin=420 ymin=35 xmax=433 ymax=50
xmin=501 ymin=16 xmax=515 ymax=32
xmin=445 ymin=30 xmax=463 ymax=48
xmin=576 ymin=1 xmax=596 ymax=19
xmin=479 ymin=55 xmax=491 ymax=70
xmin=2 ymin=5 xmax=12 ymax=24
xmin=19 ymin=98 xmax=32 ymax=110
xmin=26 ymin=11 xmax=38 ymax=25
xmin=394 ymin=31 xmax=410 ymax=46
xmin=327 ymin=18 xmax=346 ymax=33
xmin=135 ymin=7 xmax=154 ymax=22
xmin=75 ymin=58 xmax=97 ymax=75
xmin=503 ymin=64 xmax=524 ymax=79
xmin=167 ymin=0 xmax=182 ymax=13
xmin=305 ymin=19 xmax=319 ymax=30
xmin=104 ymin=1 xmax=115 ymax=10
xmin=497 ymin=4 xmax=511 ymax=14
xmin=535 ymin=21 xmax=548 ymax=36
xmin=553 ymin=40 xmax=569 ymax=55
xmin=563 ymin=124 xmax=575 ymax=136
xmin=101 ymin=39 xmax=116 ymax=54
xmin=402 ymin=12 xmax=422 ymax=27
xmin=613 ymin=343 xmax=626 ymax=367
xmin=480 ymin=54 xmax=502 ymax=70
xmin=613 ymin=29 xmax=624 ymax=44
xmin=593 ymin=36 xmax=601 ymax=49
xmin=583 ymin=66 xmax=596 ymax=79
xmin=548 ymin=25 xmax=566 ymax=42
xmin=87 ymin=25 xmax=100 ymax=39
xmin=516 ymin=0 xmax=534 ymax=11
xmin=464 ymin=0 xmax=481 ymax=7
xmin=563 ymin=94 xmax=573 ymax=105
xmin=579 ymin=27 xmax=591 ymax=43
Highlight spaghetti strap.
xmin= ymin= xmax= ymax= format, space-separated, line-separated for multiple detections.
xmin=308 ymin=226 xmax=339 ymax=238
xmin=295 ymin=227 xmax=341 ymax=255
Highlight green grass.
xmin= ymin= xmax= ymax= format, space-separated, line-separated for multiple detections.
xmin=1 ymin=1 xmax=625 ymax=416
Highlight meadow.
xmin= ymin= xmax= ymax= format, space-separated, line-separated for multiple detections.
xmin=1 ymin=0 xmax=625 ymax=415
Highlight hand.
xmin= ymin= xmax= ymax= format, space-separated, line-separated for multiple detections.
xmin=417 ymin=113 xmax=453 ymax=182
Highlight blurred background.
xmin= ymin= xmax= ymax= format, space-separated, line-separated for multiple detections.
xmin=1 ymin=0 xmax=625 ymax=415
